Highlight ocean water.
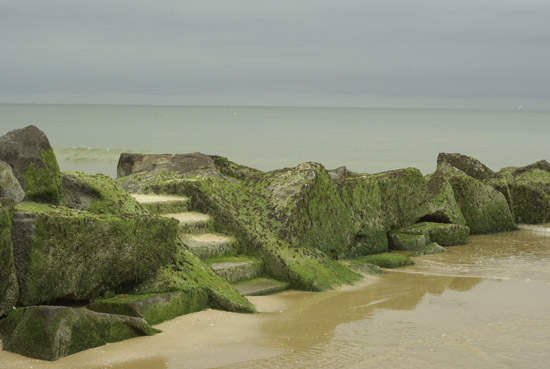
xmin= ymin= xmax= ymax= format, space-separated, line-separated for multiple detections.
xmin=1 ymin=104 xmax=549 ymax=177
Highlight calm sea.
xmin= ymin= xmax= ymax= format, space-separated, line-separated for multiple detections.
xmin=1 ymin=104 xmax=549 ymax=177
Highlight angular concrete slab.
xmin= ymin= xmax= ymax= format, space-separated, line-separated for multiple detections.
xmin=182 ymin=233 xmax=236 ymax=259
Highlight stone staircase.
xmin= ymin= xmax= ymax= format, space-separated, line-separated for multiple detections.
xmin=131 ymin=194 xmax=288 ymax=296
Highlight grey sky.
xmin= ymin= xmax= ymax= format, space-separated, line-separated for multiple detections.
xmin=1 ymin=0 xmax=549 ymax=108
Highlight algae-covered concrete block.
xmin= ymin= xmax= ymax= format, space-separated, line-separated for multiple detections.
xmin=2 ymin=306 xmax=158 ymax=361
xmin=506 ymin=165 xmax=550 ymax=224
xmin=437 ymin=152 xmax=494 ymax=181
xmin=88 ymin=289 xmax=208 ymax=325
xmin=62 ymin=171 xmax=147 ymax=215
xmin=0 ymin=125 xmax=63 ymax=204
xmin=422 ymin=163 xmax=467 ymax=225
xmin=134 ymin=242 xmax=256 ymax=313
xmin=0 ymin=161 xmax=25 ymax=204
xmin=245 ymin=162 xmax=353 ymax=257
xmin=11 ymin=202 xmax=179 ymax=305
xmin=448 ymin=168 xmax=516 ymax=234
xmin=388 ymin=232 xmax=427 ymax=251
xmin=396 ymin=222 xmax=470 ymax=246
xmin=424 ymin=162 xmax=515 ymax=234
xmin=0 ymin=199 xmax=19 ymax=317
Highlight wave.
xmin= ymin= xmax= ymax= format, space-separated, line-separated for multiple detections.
xmin=518 ymin=224 xmax=550 ymax=234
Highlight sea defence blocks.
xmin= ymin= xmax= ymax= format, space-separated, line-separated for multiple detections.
xmin=11 ymin=202 xmax=179 ymax=306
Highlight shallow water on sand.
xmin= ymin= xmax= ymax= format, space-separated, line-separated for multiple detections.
xmin=1 ymin=225 xmax=549 ymax=369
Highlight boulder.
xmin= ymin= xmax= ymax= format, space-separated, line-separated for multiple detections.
xmin=130 ymin=166 xmax=361 ymax=291
xmin=328 ymin=166 xmax=350 ymax=180
xmin=444 ymin=165 xmax=516 ymax=234
xmin=349 ymin=253 xmax=414 ymax=269
xmin=1 ymin=306 xmax=158 ymax=361
xmin=209 ymin=155 xmax=262 ymax=181
xmin=337 ymin=174 xmax=387 ymax=255
xmin=410 ymin=242 xmax=448 ymax=256
xmin=0 ymin=161 xmax=25 ymax=204
xmin=0 ymin=125 xmax=63 ymax=204
xmin=134 ymin=242 xmax=255 ymax=313
xmin=437 ymin=152 xmax=494 ymax=181
xmin=117 ymin=152 xmax=218 ymax=178
xmin=11 ymin=202 xmax=179 ymax=305
xmin=0 ymin=198 xmax=19 ymax=317
xmin=395 ymin=222 xmax=470 ymax=246
xmin=244 ymin=162 xmax=353 ymax=257
xmin=504 ymin=163 xmax=550 ymax=223
xmin=87 ymin=290 xmax=208 ymax=325
xmin=421 ymin=164 xmax=467 ymax=225
xmin=62 ymin=171 xmax=146 ymax=215
xmin=388 ymin=232 xmax=427 ymax=251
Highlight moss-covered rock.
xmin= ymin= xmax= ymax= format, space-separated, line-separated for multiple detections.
xmin=410 ymin=242 xmax=448 ymax=256
xmin=395 ymin=222 xmax=470 ymax=246
xmin=336 ymin=174 xmax=387 ymax=255
xmin=2 ymin=306 xmax=158 ymax=361
xmin=209 ymin=155 xmax=262 ymax=181
xmin=62 ymin=171 xmax=147 ymax=215
xmin=388 ymin=232 xmax=427 ymax=251
xmin=0 ymin=126 xmax=63 ymax=204
xmin=126 ymin=165 xmax=361 ymax=291
xmin=447 ymin=167 xmax=516 ymax=234
xmin=0 ymin=160 xmax=25 ymax=204
xmin=11 ymin=202 xmax=179 ymax=305
xmin=425 ymin=162 xmax=515 ymax=234
xmin=0 ymin=199 xmax=19 ymax=317
xmin=495 ymin=163 xmax=550 ymax=224
xmin=337 ymin=168 xmax=431 ymax=255
xmin=421 ymin=164 xmax=467 ymax=225
xmin=349 ymin=253 xmax=414 ymax=269
xmin=245 ymin=162 xmax=353 ymax=257
xmin=437 ymin=152 xmax=494 ymax=181
xmin=87 ymin=290 xmax=208 ymax=325
xmin=134 ymin=241 xmax=256 ymax=313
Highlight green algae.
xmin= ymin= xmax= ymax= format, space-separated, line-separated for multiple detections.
xmin=350 ymin=253 xmax=415 ymax=269
xmin=0 ymin=201 xmax=19 ymax=317
xmin=2 ymin=306 xmax=159 ymax=361
xmin=396 ymin=222 xmax=470 ymax=246
xmin=23 ymin=149 xmax=64 ymax=205
xmin=210 ymin=155 xmax=262 ymax=181
xmin=88 ymin=290 xmax=208 ymax=325
xmin=63 ymin=171 xmax=147 ymax=215
xmin=134 ymin=241 xmax=256 ymax=313
xmin=12 ymin=202 xmax=179 ymax=305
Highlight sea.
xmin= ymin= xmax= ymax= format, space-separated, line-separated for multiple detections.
xmin=1 ymin=104 xmax=550 ymax=369
xmin=1 ymin=104 xmax=549 ymax=178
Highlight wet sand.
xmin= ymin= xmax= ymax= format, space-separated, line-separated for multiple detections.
xmin=2 ymin=226 xmax=550 ymax=369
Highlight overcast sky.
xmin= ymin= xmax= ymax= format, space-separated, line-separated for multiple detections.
xmin=1 ymin=0 xmax=549 ymax=108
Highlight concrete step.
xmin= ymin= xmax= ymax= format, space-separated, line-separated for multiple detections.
xmin=182 ymin=233 xmax=237 ymax=260
xmin=131 ymin=193 xmax=189 ymax=214
xmin=161 ymin=212 xmax=213 ymax=234
xmin=207 ymin=256 xmax=263 ymax=284
xmin=233 ymin=278 xmax=289 ymax=296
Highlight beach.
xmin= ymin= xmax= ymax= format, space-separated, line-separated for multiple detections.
xmin=1 ymin=226 xmax=549 ymax=369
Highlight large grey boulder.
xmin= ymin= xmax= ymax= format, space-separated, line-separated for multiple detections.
xmin=117 ymin=152 xmax=218 ymax=178
xmin=1 ymin=306 xmax=158 ymax=361
xmin=0 ymin=125 xmax=63 ymax=204
xmin=0 ymin=160 xmax=25 ymax=204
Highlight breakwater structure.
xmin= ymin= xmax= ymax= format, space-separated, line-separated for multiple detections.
xmin=1 ymin=125 xmax=549 ymax=360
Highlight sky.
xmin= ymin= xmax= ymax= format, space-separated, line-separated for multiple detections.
xmin=1 ymin=0 xmax=549 ymax=109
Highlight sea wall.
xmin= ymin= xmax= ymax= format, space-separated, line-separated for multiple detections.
xmin=2 ymin=124 xmax=549 ymax=361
